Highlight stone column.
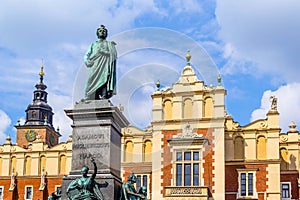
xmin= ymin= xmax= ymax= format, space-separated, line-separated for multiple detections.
xmin=61 ymin=99 xmax=129 ymax=199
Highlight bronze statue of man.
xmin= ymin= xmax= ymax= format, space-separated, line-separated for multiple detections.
xmin=120 ymin=174 xmax=145 ymax=200
xmin=66 ymin=158 xmax=104 ymax=200
xmin=84 ymin=25 xmax=117 ymax=100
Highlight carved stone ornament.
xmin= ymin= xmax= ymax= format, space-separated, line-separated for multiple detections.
xmin=270 ymin=96 xmax=278 ymax=110
xmin=233 ymin=122 xmax=240 ymax=130
xmin=10 ymin=146 xmax=16 ymax=152
xmin=9 ymin=168 xmax=16 ymax=191
xmin=62 ymin=144 xmax=67 ymax=151
xmin=260 ymin=120 xmax=268 ymax=128
xmin=176 ymin=123 xmax=203 ymax=139
xmin=39 ymin=168 xmax=46 ymax=191
xmin=280 ymin=134 xmax=288 ymax=142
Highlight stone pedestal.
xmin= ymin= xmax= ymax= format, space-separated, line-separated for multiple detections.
xmin=61 ymin=99 xmax=129 ymax=199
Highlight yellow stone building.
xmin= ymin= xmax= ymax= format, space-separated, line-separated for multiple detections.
xmin=0 ymin=67 xmax=72 ymax=199
xmin=120 ymin=53 xmax=300 ymax=200
xmin=0 ymin=53 xmax=300 ymax=200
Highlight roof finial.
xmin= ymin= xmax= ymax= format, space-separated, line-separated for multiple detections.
xmin=39 ymin=60 xmax=45 ymax=83
xmin=289 ymin=121 xmax=296 ymax=130
xmin=156 ymin=80 xmax=161 ymax=91
xmin=217 ymin=74 xmax=222 ymax=86
xmin=5 ymin=135 xmax=11 ymax=145
xmin=185 ymin=50 xmax=191 ymax=66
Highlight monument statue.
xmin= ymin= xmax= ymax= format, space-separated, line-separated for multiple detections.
xmin=66 ymin=158 xmax=104 ymax=200
xmin=137 ymin=186 xmax=147 ymax=200
xmin=48 ymin=190 xmax=61 ymax=200
xmin=120 ymin=174 xmax=145 ymax=200
xmin=84 ymin=25 xmax=117 ymax=100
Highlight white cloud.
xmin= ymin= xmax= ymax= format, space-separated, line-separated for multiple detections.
xmin=0 ymin=110 xmax=11 ymax=143
xmin=216 ymin=0 xmax=300 ymax=82
xmin=48 ymin=93 xmax=73 ymax=141
xmin=220 ymin=43 xmax=257 ymax=75
xmin=168 ymin=0 xmax=203 ymax=14
xmin=0 ymin=0 xmax=221 ymax=141
xmin=19 ymin=118 xmax=26 ymax=126
xmin=0 ymin=0 xmax=161 ymax=55
xmin=251 ymin=83 xmax=300 ymax=132
xmin=0 ymin=0 xmax=166 ymax=141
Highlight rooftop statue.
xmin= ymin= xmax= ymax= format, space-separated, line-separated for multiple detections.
xmin=120 ymin=173 xmax=146 ymax=200
xmin=84 ymin=25 xmax=117 ymax=100
xmin=66 ymin=158 xmax=104 ymax=200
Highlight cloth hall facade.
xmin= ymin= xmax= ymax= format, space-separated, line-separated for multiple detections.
xmin=0 ymin=54 xmax=299 ymax=199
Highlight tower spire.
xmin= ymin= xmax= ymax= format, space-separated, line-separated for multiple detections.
xmin=24 ymin=64 xmax=54 ymax=128
xmin=39 ymin=64 xmax=45 ymax=83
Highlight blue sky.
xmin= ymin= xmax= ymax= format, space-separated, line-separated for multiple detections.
xmin=1 ymin=0 xmax=300 ymax=143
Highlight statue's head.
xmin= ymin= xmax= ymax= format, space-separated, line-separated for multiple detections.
xmin=128 ymin=173 xmax=137 ymax=183
xmin=141 ymin=186 xmax=147 ymax=194
xmin=96 ymin=25 xmax=108 ymax=39
xmin=81 ymin=166 xmax=89 ymax=175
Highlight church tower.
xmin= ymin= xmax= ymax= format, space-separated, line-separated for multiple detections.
xmin=15 ymin=65 xmax=61 ymax=148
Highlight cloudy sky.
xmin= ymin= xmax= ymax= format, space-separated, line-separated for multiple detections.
xmin=1 ymin=0 xmax=300 ymax=143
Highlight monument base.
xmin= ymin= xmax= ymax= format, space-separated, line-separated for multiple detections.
xmin=61 ymin=173 xmax=122 ymax=199
xmin=62 ymin=99 xmax=129 ymax=199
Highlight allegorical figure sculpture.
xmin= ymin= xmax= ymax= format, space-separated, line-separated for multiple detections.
xmin=66 ymin=158 xmax=104 ymax=200
xmin=137 ymin=186 xmax=147 ymax=200
xmin=120 ymin=173 xmax=145 ymax=200
xmin=84 ymin=25 xmax=117 ymax=100
xmin=48 ymin=190 xmax=61 ymax=200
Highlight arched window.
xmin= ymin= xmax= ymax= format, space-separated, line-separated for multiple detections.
xmin=280 ymin=148 xmax=289 ymax=170
xmin=40 ymin=155 xmax=46 ymax=174
xmin=125 ymin=141 xmax=133 ymax=162
xmin=144 ymin=140 xmax=152 ymax=162
xmin=234 ymin=136 xmax=244 ymax=159
xmin=163 ymin=100 xmax=172 ymax=120
xmin=59 ymin=155 xmax=67 ymax=174
xmin=32 ymin=111 xmax=36 ymax=119
xmin=257 ymin=136 xmax=267 ymax=159
xmin=10 ymin=156 xmax=17 ymax=175
xmin=204 ymin=97 xmax=213 ymax=117
xmin=183 ymin=99 xmax=193 ymax=119
xmin=24 ymin=156 xmax=31 ymax=175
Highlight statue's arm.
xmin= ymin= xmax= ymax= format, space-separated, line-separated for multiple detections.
xmin=66 ymin=180 xmax=78 ymax=193
xmin=124 ymin=186 xmax=145 ymax=199
xmin=84 ymin=44 xmax=94 ymax=67
xmin=91 ymin=157 xmax=97 ymax=180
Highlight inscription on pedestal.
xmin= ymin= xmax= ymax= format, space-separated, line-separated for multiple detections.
xmin=72 ymin=127 xmax=112 ymax=171
xmin=62 ymin=100 xmax=129 ymax=199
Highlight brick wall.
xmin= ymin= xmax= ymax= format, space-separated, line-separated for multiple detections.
xmin=280 ymin=172 xmax=299 ymax=199
xmin=161 ymin=129 xmax=211 ymax=197
xmin=225 ymin=164 xmax=268 ymax=200
xmin=121 ymin=165 xmax=152 ymax=196
xmin=199 ymin=128 xmax=214 ymax=195
xmin=0 ymin=176 xmax=63 ymax=200
xmin=161 ymin=130 xmax=180 ymax=197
